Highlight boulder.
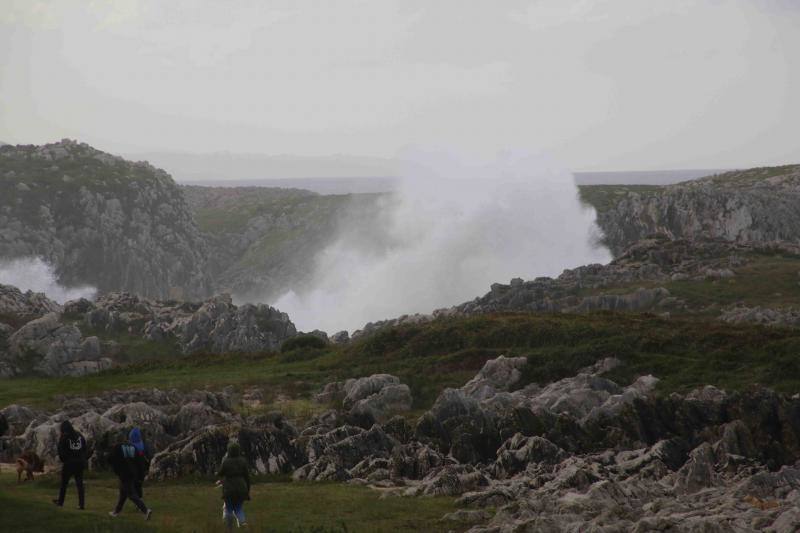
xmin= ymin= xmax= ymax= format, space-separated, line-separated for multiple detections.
xmin=461 ymin=355 xmax=527 ymax=401
xmin=675 ymin=442 xmax=717 ymax=494
xmin=149 ymin=425 xmax=302 ymax=480
xmin=492 ymin=434 xmax=567 ymax=478
xmin=5 ymin=313 xmax=110 ymax=377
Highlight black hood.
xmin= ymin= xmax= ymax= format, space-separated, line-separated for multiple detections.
xmin=60 ymin=420 xmax=75 ymax=435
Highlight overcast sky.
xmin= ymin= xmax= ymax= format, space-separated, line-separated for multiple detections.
xmin=1 ymin=0 xmax=798 ymax=170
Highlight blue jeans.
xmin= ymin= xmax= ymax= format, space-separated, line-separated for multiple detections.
xmin=223 ymin=498 xmax=246 ymax=527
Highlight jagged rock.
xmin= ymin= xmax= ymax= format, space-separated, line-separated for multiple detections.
xmin=675 ymin=442 xmax=718 ymax=494
xmin=0 ymin=404 xmax=38 ymax=437
xmin=62 ymin=298 xmax=95 ymax=317
xmin=0 ymin=284 xmax=61 ymax=320
xmin=294 ymin=425 xmax=397 ymax=482
xmin=461 ymin=355 xmax=527 ymax=401
xmin=715 ymin=420 xmax=758 ymax=460
xmin=389 ymin=441 xmax=448 ymax=480
xmin=5 ymin=313 xmax=110 ymax=377
xmin=492 ymin=434 xmax=567 ymax=478
xmin=342 ymin=374 xmax=403 ymax=409
xmin=720 ymin=306 xmax=800 ymax=328
xmin=179 ymin=294 xmax=295 ymax=354
xmin=315 ymin=374 xmax=413 ymax=425
xmin=349 ymin=384 xmax=412 ymax=425
xmin=415 ymin=388 xmax=499 ymax=464
xmin=330 ymin=330 xmax=349 ymax=344
xmin=405 ymin=464 xmax=489 ymax=497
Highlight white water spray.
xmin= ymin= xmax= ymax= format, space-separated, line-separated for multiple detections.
xmin=0 ymin=257 xmax=97 ymax=303
xmin=275 ymin=149 xmax=611 ymax=333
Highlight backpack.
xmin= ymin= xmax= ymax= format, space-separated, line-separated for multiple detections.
xmin=121 ymin=444 xmax=136 ymax=459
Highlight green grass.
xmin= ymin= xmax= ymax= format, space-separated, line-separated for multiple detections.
xmin=573 ymin=253 xmax=800 ymax=314
xmin=693 ymin=164 xmax=800 ymax=188
xmin=0 ymin=470 xmax=461 ymax=532
xmin=578 ymin=184 xmax=663 ymax=213
xmin=4 ymin=312 xmax=800 ymax=414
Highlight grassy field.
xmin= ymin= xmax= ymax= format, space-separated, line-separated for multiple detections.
xmin=0 ymin=470 xmax=461 ymax=532
xmin=573 ymin=253 xmax=800 ymax=314
xmin=4 ymin=312 xmax=800 ymax=416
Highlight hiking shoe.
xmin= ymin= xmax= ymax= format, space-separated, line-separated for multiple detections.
xmin=145 ymin=509 xmax=153 ymax=521
xmin=109 ymin=511 xmax=120 ymax=518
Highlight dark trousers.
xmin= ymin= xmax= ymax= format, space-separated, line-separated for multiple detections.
xmin=115 ymin=478 xmax=148 ymax=514
xmin=57 ymin=462 xmax=85 ymax=508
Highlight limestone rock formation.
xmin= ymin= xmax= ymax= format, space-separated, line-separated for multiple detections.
xmin=593 ymin=165 xmax=800 ymax=255
xmin=0 ymin=140 xmax=212 ymax=299
xmin=5 ymin=313 xmax=110 ymax=377
xmin=0 ymin=286 xmax=296 ymax=378
xmin=314 ymin=374 xmax=413 ymax=424
xmin=5 ymin=355 xmax=800 ymax=530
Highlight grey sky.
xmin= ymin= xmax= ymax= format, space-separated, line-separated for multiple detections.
xmin=1 ymin=0 xmax=798 ymax=171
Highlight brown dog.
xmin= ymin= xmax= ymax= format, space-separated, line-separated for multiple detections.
xmin=15 ymin=451 xmax=44 ymax=483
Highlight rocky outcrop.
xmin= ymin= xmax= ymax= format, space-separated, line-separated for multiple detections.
xmin=0 ymin=388 xmax=241 ymax=467
xmin=0 ymin=287 xmax=296 ymax=377
xmin=0 ymin=140 xmax=211 ymax=299
xmin=4 ymin=313 xmax=110 ymax=377
xmin=352 ymin=238 xmax=793 ymax=338
xmin=720 ymin=306 xmax=800 ymax=328
xmin=148 ymin=424 xmax=302 ymax=480
xmin=178 ymin=294 xmax=295 ymax=354
xmin=5 ymin=355 xmax=800 ymax=530
xmin=314 ymin=374 xmax=413 ymax=425
xmin=593 ymin=165 xmax=800 ymax=255
xmin=0 ymin=284 xmax=61 ymax=322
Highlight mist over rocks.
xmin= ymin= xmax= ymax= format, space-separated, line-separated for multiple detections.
xmin=346 ymin=237 xmax=800 ymax=340
xmin=0 ymin=140 xmax=212 ymax=300
xmin=275 ymin=150 xmax=612 ymax=333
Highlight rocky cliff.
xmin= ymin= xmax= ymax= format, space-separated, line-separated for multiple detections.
xmin=0 ymin=140 xmax=212 ymax=299
xmin=588 ymin=165 xmax=800 ymax=255
xmin=182 ymin=185 xmax=381 ymax=301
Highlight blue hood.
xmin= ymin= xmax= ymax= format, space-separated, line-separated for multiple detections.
xmin=129 ymin=427 xmax=145 ymax=453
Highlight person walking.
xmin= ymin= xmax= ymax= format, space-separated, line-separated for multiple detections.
xmin=107 ymin=431 xmax=153 ymax=520
xmin=216 ymin=441 xmax=250 ymax=529
xmin=127 ymin=427 xmax=150 ymax=499
xmin=52 ymin=420 xmax=88 ymax=509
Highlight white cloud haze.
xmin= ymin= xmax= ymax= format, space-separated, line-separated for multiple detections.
xmin=1 ymin=0 xmax=798 ymax=170
xmin=0 ymin=257 xmax=96 ymax=303
xmin=273 ymin=149 xmax=611 ymax=333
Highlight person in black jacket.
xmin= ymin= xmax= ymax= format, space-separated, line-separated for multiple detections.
xmin=127 ymin=427 xmax=150 ymax=499
xmin=52 ymin=420 xmax=88 ymax=509
xmin=107 ymin=431 xmax=153 ymax=520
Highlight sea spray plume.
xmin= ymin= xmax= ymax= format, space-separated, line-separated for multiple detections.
xmin=0 ymin=257 xmax=96 ymax=303
xmin=275 ymin=149 xmax=612 ymax=333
